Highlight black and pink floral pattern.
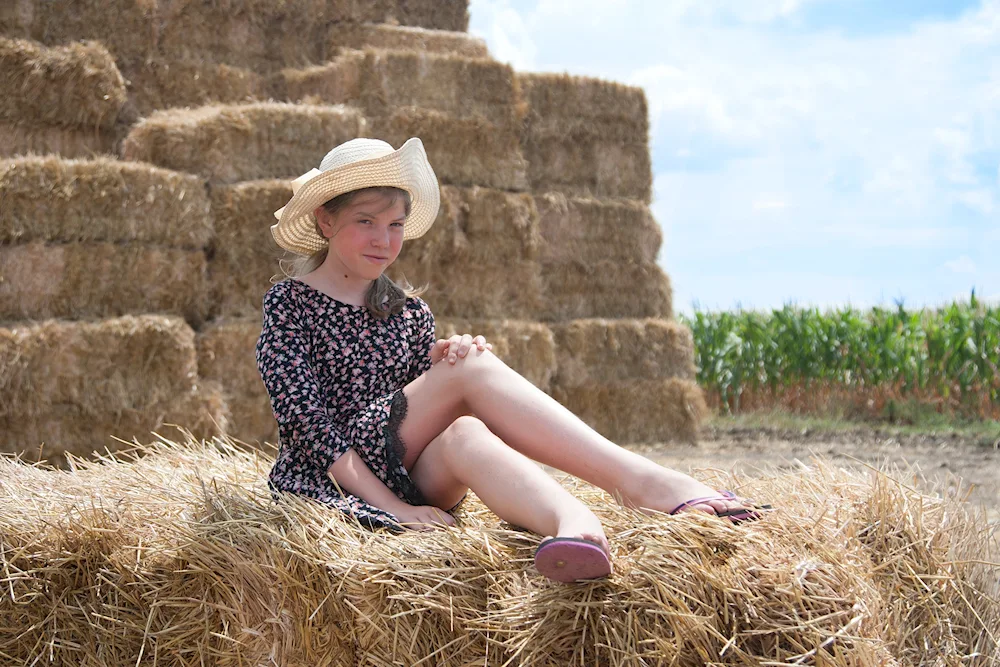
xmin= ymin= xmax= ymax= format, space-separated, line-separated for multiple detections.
xmin=255 ymin=278 xmax=435 ymax=530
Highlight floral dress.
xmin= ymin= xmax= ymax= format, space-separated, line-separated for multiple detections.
xmin=255 ymin=278 xmax=435 ymax=530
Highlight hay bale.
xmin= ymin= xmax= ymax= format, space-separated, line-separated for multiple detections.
xmin=125 ymin=60 xmax=266 ymax=117
xmin=196 ymin=318 xmax=266 ymax=397
xmin=551 ymin=377 xmax=708 ymax=444
xmin=519 ymin=72 xmax=651 ymax=202
xmin=328 ymin=22 xmax=489 ymax=59
xmin=208 ymin=179 xmax=291 ymax=318
xmin=0 ymin=120 xmax=117 ymax=158
xmin=0 ymin=315 xmax=199 ymax=419
xmin=0 ymin=242 xmax=209 ymax=327
xmin=0 ymin=37 xmax=126 ymax=130
xmin=222 ymin=391 xmax=279 ymax=448
xmin=535 ymin=192 xmax=662 ymax=264
xmin=122 ymin=103 xmax=366 ymax=183
xmin=280 ymin=49 xmax=517 ymax=126
xmin=359 ymin=0 xmax=469 ymax=31
xmin=371 ymin=107 xmax=528 ymax=191
xmin=0 ymin=435 xmax=995 ymax=665
xmin=550 ymin=319 xmax=696 ymax=389
xmin=1 ymin=0 xmax=328 ymax=72
xmin=0 ymin=0 xmax=159 ymax=69
xmin=154 ymin=0 xmax=329 ymax=72
xmin=0 ymin=382 xmax=229 ymax=468
xmin=437 ymin=318 xmax=556 ymax=391
xmin=393 ymin=259 xmax=544 ymax=320
xmin=0 ymin=155 xmax=211 ymax=246
xmin=540 ymin=260 xmax=673 ymax=321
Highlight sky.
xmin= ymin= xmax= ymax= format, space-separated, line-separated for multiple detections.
xmin=468 ymin=0 xmax=999 ymax=315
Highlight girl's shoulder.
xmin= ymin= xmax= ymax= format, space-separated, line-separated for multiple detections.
xmin=403 ymin=294 xmax=434 ymax=319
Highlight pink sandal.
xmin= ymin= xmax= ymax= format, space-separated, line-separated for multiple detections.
xmin=669 ymin=490 xmax=772 ymax=524
xmin=534 ymin=537 xmax=612 ymax=583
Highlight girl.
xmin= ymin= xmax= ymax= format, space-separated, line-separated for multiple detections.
xmin=256 ymin=138 xmax=765 ymax=583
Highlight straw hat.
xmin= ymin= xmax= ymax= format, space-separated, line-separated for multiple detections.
xmin=271 ymin=137 xmax=440 ymax=256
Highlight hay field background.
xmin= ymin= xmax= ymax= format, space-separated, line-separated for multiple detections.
xmin=1 ymin=0 xmax=998 ymax=663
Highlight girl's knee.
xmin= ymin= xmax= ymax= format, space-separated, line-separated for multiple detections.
xmin=443 ymin=415 xmax=489 ymax=443
xmin=436 ymin=348 xmax=503 ymax=384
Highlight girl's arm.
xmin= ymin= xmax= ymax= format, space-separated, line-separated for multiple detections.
xmin=256 ymin=285 xmax=353 ymax=472
xmin=328 ymin=448 xmax=410 ymax=515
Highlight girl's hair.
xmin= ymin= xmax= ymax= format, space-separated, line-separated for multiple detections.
xmin=276 ymin=186 xmax=423 ymax=319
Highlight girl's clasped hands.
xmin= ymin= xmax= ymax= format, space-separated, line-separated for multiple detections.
xmin=431 ymin=333 xmax=492 ymax=366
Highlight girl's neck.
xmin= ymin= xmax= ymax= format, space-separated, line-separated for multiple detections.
xmin=308 ymin=260 xmax=374 ymax=306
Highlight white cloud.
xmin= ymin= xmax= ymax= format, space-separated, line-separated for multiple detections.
xmin=944 ymin=256 xmax=978 ymax=274
xmin=956 ymin=189 xmax=995 ymax=214
xmin=470 ymin=0 xmax=1000 ymax=311
xmin=468 ymin=1 xmax=538 ymax=70
xmin=753 ymin=198 xmax=788 ymax=211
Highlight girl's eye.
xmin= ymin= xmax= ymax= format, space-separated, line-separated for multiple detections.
xmin=358 ymin=219 xmax=372 ymax=225
xmin=391 ymin=222 xmax=405 ymax=228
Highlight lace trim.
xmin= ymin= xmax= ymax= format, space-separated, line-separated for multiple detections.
xmin=383 ymin=390 xmax=428 ymax=507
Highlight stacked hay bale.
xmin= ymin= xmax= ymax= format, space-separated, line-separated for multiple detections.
xmin=1 ymin=0 xmax=703 ymax=460
xmin=0 ymin=434 xmax=996 ymax=665
xmin=0 ymin=155 xmax=229 ymax=465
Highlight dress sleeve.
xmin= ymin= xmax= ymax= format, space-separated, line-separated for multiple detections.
xmin=405 ymin=297 xmax=436 ymax=384
xmin=256 ymin=284 xmax=351 ymax=473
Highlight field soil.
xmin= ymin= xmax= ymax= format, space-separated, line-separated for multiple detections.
xmin=627 ymin=426 xmax=1000 ymax=526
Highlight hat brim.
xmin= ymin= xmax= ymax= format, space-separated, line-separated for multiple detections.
xmin=271 ymin=138 xmax=440 ymax=256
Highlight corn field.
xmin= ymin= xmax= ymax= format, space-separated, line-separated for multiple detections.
xmin=679 ymin=291 xmax=1000 ymax=421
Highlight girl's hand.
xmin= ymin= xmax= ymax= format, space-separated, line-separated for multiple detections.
xmin=393 ymin=504 xmax=457 ymax=531
xmin=431 ymin=334 xmax=493 ymax=365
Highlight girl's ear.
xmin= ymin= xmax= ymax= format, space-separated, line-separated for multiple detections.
xmin=314 ymin=207 xmax=332 ymax=238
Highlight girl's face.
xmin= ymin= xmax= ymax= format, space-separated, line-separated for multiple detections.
xmin=318 ymin=192 xmax=407 ymax=281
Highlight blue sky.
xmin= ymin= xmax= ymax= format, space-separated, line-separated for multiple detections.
xmin=469 ymin=0 xmax=998 ymax=314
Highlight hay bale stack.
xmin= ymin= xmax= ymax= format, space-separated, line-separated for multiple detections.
xmin=0 ymin=37 xmax=126 ymax=131
xmin=359 ymin=0 xmax=470 ymax=32
xmin=548 ymin=319 xmax=699 ymax=443
xmin=279 ymin=49 xmax=517 ymax=126
xmin=208 ymin=179 xmax=291 ymax=319
xmin=275 ymin=48 xmax=523 ymax=193
xmin=1 ymin=437 xmax=995 ymax=665
xmin=437 ymin=318 xmax=556 ymax=391
xmin=0 ymin=155 xmax=211 ymax=246
xmin=125 ymin=61 xmax=267 ymax=118
xmin=535 ymin=191 xmax=662 ymax=264
xmin=371 ymin=107 xmax=528 ymax=190
xmin=0 ymin=121 xmax=118 ymax=160
xmin=0 ymin=0 xmax=466 ymax=74
xmin=552 ymin=377 xmax=708 ymax=444
xmin=328 ymin=23 xmax=489 ymax=59
xmin=0 ymin=37 xmax=126 ymax=158
xmin=519 ymin=72 xmax=652 ymax=202
xmin=196 ymin=319 xmax=277 ymax=447
xmin=122 ymin=103 xmax=366 ymax=183
xmin=541 ymin=260 xmax=673 ymax=321
xmin=392 ymin=186 xmax=542 ymax=318
xmin=0 ymin=156 xmax=211 ymax=324
xmin=0 ymin=242 xmax=209 ymax=326
xmin=0 ymin=316 xmax=227 ymax=466
xmin=0 ymin=0 xmax=159 ymax=74
xmin=0 ymin=385 xmax=228 ymax=468
xmin=551 ymin=319 xmax=696 ymax=387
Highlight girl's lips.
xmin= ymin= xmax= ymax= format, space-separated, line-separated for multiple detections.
xmin=364 ymin=254 xmax=389 ymax=263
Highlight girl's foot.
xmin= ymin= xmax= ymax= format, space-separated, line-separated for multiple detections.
xmin=542 ymin=513 xmax=610 ymax=559
xmin=624 ymin=465 xmax=758 ymax=520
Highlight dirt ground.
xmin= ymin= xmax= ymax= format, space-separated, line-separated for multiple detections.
xmin=626 ymin=426 xmax=1000 ymax=527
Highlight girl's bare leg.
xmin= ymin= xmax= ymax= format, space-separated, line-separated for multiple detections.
xmin=401 ymin=349 xmax=751 ymax=518
xmin=408 ymin=416 xmax=610 ymax=556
